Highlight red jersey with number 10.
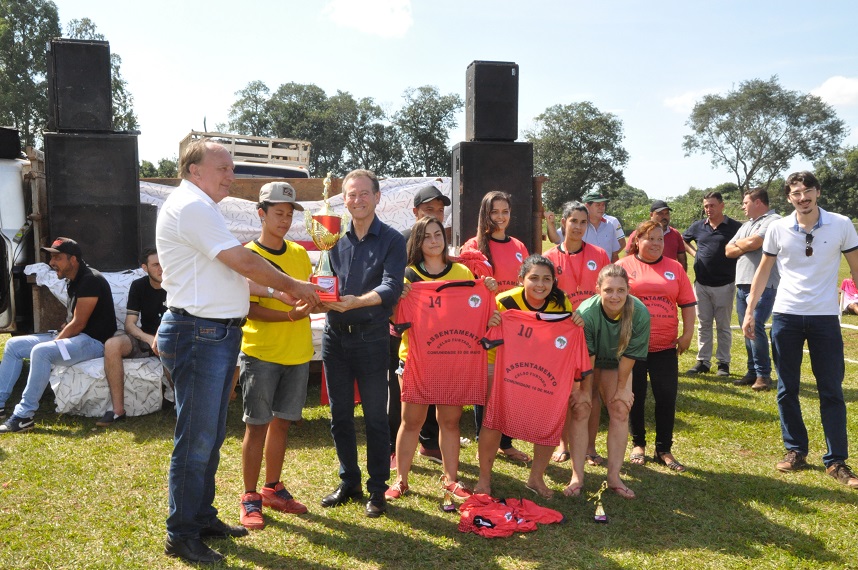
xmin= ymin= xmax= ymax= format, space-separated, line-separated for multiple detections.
xmin=395 ymin=279 xmax=495 ymax=405
xmin=481 ymin=310 xmax=591 ymax=446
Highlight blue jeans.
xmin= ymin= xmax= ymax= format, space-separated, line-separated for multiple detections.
xmin=735 ymin=285 xmax=775 ymax=377
xmin=0 ymin=332 xmax=104 ymax=418
xmin=770 ymin=313 xmax=847 ymax=467
xmin=158 ymin=311 xmax=243 ymax=540
xmin=322 ymin=322 xmax=390 ymax=494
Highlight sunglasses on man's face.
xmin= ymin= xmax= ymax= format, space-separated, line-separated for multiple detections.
xmin=805 ymin=233 xmax=814 ymax=257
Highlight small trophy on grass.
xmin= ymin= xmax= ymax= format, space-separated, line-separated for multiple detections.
xmin=591 ymin=481 xmax=609 ymax=523
xmin=305 ymin=172 xmax=348 ymax=301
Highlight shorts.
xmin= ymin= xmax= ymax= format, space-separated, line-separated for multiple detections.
xmin=125 ymin=334 xmax=155 ymax=358
xmin=239 ymin=353 xmax=309 ymax=424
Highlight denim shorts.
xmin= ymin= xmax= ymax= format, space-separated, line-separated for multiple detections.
xmin=239 ymin=353 xmax=309 ymax=424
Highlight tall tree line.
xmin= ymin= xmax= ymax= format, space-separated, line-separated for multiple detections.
xmin=221 ymin=81 xmax=462 ymax=178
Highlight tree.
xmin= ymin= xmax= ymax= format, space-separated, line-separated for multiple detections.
xmin=525 ymin=102 xmax=629 ymax=211
xmin=0 ymin=0 xmax=60 ymax=148
xmin=338 ymin=96 xmax=405 ymax=176
xmin=65 ymin=17 xmax=138 ymax=131
xmin=225 ymin=80 xmax=271 ymax=137
xmin=393 ymin=86 xmax=462 ymax=176
xmin=683 ymin=76 xmax=847 ymax=192
xmin=815 ymin=146 xmax=858 ymax=220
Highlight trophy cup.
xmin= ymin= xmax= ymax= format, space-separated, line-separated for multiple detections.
xmin=590 ymin=481 xmax=609 ymax=523
xmin=305 ymin=172 xmax=348 ymax=301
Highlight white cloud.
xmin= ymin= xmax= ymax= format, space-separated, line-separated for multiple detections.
xmin=812 ymin=76 xmax=858 ymax=106
xmin=323 ymin=0 xmax=413 ymax=39
xmin=663 ymin=88 xmax=720 ymax=114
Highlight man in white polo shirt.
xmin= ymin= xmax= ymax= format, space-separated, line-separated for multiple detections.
xmin=742 ymin=171 xmax=858 ymax=490
xmin=156 ymin=139 xmax=321 ymax=563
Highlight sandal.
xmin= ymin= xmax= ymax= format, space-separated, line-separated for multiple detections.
xmin=525 ymin=483 xmax=554 ymax=499
xmin=500 ymin=446 xmax=532 ymax=463
xmin=586 ymin=453 xmax=605 ymax=467
xmin=562 ymin=483 xmax=582 ymax=497
xmin=610 ymin=484 xmax=636 ymax=500
xmin=629 ymin=447 xmax=646 ymax=465
xmin=551 ymin=450 xmax=571 ymax=463
xmin=654 ymin=451 xmax=686 ymax=472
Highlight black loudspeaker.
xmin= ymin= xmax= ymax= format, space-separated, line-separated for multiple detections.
xmin=451 ymin=141 xmax=535 ymax=253
xmin=139 ymin=203 xmax=158 ymax=255
xmin=46 ymin=39 xmax=112 ymax=132
xmin=45 ymin=132 xmax=140 ymax=271
xmin=465 ymin=61 xmax=519 ymax=142
xmin=0 ymin=127 xmax=22 ymax=158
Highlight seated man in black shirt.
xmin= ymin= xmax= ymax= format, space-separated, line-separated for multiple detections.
xmin=0 ymin=237 xmax=117 ymax=433
xmin=97 ymin=247 xmax=168 ymax=426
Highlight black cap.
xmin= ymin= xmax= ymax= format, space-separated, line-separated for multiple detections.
xmin=413 ymin=184 xmax=451 ymax=208
xmin=650 ymin=200 xmax=672 ymax=213
xmin=41 ymin=237 xmax=82 ymax=259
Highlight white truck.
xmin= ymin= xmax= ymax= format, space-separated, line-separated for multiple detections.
xmin=179 ymin=131 xmax=312 ymax=179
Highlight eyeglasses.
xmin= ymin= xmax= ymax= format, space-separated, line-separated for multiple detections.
xmin=789 ymin=189 xmax=816 ymax=199
xmin=805 ymin=233 xmax=814 ymax=257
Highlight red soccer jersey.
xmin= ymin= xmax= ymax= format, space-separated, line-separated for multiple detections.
xmin=394 ymin=279 xmax=494 ymax=406
xmin=616 ymin=255 xmax=696 ymax=352
xmin=481 ymin=310 xmax=591 ymax=446
xmin=462 ymin=236 xmax=528 ymax=292
xmin=544 ymin=242 xmax=610 ymax=309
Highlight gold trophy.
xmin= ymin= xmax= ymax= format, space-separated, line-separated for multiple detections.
xmin=305 ymin=172 xmax=348 ymax=301
xmin=591 ymin=481 xmax=609 ymax=523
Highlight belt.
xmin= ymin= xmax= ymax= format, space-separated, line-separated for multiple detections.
xmin=328 ymin=321 xmax=378 ymax=334
xmin=169 ymin=307 xmax=247 ymax=328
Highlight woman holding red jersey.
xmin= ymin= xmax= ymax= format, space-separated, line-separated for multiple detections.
xmin=617 ymin=220 xmax=696 ymax=472
xmin=462 ymin=191 xmax=531 ymax=463
xmin=387 ymin=217 xmax=496 ymax=501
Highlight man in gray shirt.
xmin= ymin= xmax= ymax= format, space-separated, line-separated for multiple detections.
xmin=725 ymin=188 xmax=780 ymax=391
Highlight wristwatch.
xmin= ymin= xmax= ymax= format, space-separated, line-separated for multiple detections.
xmin=267 ymin=287 xmax=275 ymax=298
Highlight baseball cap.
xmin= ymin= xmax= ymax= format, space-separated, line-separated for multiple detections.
xmin=259 ymin=181 xmax=304 ymax=211
xmin=413 ymin=184 xmax=451 ymax=208
xmin=581 ymin=190 xmax=608 ymax=203
xmin=651 ymin=200 xmax=672 ymax=213
xmin=41 ymin=237 xmax=82 ymax=258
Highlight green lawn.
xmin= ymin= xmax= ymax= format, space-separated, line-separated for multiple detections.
xmin=1 ymin=260 xmax=857 ymax=569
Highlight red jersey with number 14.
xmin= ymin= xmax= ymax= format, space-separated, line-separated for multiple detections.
xmin=395 ymin=279 xmax=494 ymax=405
xmin=481 ymin=310 xmax=591 ymax=446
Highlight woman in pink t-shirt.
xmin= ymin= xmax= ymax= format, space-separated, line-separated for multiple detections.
xmin=616 ymin=220 xmax=696 ymax=472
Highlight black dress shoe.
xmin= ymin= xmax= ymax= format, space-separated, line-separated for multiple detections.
xmin=321 ymin=482 xmax=364 ymax=508
xmin=199 ymin=517 xmax=249 ymax=538
xmin=165 ymin=536 xmax=224 ymax=564
xmin=733 ymin=371 xmax=757 ymax=386
xmin=365 ymin=492 xmax=386 ymax=518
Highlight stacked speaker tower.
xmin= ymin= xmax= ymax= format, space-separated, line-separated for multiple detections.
xmin=451 ymin=61 xmax=536 ymax=253
xmin=45 ymin=38 xmax=141 ymax=271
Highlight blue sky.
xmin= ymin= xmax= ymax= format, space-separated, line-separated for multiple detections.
xmin=53 ymin=0 xmax=858 ymax=199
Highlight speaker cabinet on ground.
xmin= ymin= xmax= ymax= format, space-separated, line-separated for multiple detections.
xmin=45 ymin=132 xmax=140 ymax=271
xmin=451 ymin=141 xmax=535 ymax=253
xmin=47 ymin=39 xmax=112 ymax=132
xmin=465 ymin=61 xmax=519 ymax=142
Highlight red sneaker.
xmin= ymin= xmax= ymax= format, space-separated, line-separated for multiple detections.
xmin=240 ymin=492 xmax=265 ymax=530
xmin=260 ymin=482 xmax=308 ymax=514
xmin=384 ymin=481 xmax=409 ymax=500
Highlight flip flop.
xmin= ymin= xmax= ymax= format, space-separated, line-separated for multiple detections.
xmin=525 ymin=484 xmax=554 ymax=499
xmin=562 ymin=484 xmax=582 ymax=497
xmin=551 ymin=450 xmax=571 ymax=463
xmin=586 ymin=453 xmax=605 ymax=467
xmin=500 ymin=447 xmax=532 ymax=463
xmin=610 ymin=485 xmax=636 ymax=500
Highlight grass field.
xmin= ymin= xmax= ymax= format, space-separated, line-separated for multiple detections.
xmin=1 ymin=272 xmax=858 ymax=568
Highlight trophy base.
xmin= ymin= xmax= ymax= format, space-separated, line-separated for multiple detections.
xmin=312 ymin=275 xmax=339 ymax=302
